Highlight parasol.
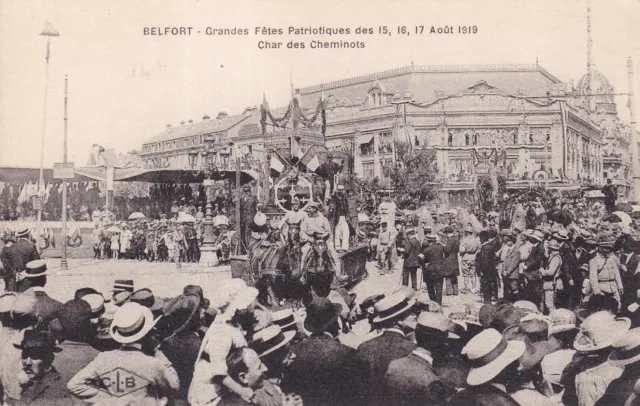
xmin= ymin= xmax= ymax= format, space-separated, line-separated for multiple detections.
xmin=177 ymin=214 xmax=196 ymax=223
xmin=105 ymin=226 xmax=121 ymax=233
xmin=615 ymin=203 xmax=634 ymax=213
xmin=608 ymin=211 xmax=632 ymax=226
xmin=128 ymin=212 xmax=146 ymax=220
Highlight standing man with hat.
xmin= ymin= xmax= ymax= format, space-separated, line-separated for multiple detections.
xmin=597 ymin=327 xmax=640 ymax=405
xmin=241 ymin=185 xmax=258 ymax=247
xmin=384 ymin=312 xmax=452 ymax=406
xmin=554 ymin=229 xmax=577 ymax=309
xmin=442 ymin=226 xmax=460 ymax=297
xmin=0 ymin=231 xmax=17 ymax=291
xmin=402 ymin=228 xmax=422 ymax=290
xmin=280 ymin=297 xmax=358 ymax=406
xmin=2 ymin=227 xmax=39 ymax=293
xmin=522 ymin=230 xmax=546 ymax=310
xmin=541 ymin=239 xmax=563 ymax=314
xmin=589 ymin=239 xmax=624 ymax=311
xmin=422 ymin=234 xmax=447 ymax=305
xmin=355 ymin=292 xmax=417 ymax=406
xmin=459 ymin=226 xmax=480 ymax=294
xmin=68 ymin=302 xmax=180 ymax=405
xmin=331 ymin=184 xmax=350 ymax=253
xmin=499 ymin=230 xmax=521 ymax=302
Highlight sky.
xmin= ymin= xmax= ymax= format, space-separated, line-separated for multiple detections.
xmin=1 ymin=0 xmax=639 ymax=168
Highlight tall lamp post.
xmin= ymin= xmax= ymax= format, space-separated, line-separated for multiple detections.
xmin=189 ymin=134 xmax=218 ymax=266
xmin=37 ymin=22 xmax=59 ymax=251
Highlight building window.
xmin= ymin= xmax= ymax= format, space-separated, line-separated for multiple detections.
xmin=173 ymin=141 xmax=177 ymax=148
xmin=379 ymin=132 xmax=393 ymax=154
xmin=363 ymin=162 xmax=375 ymax=180
xmin=360 ymin=139 xmax=374 ymax=156
xmin=247 ymin=145 xmax=253 ymax=155
xmin=192 ymin=139 xmax=196 ymax=145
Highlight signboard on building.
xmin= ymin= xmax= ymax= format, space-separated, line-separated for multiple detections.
xmin=53 ymin=162 xmax=75 ymax=179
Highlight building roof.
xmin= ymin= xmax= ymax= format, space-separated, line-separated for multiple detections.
xmin=143 ymin=112 xmax=254 ymax=145
xmin=296 ymin=64 xmax=563 ymax=107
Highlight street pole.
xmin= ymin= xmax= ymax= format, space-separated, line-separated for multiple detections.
xmin=235 ymin=145 xmax=242 ymax=254
xmin=60 ymin=75 xmax=68 ymax=270
xmin=628 ymin=57 xmax=640 ymax=203
xmin=36 ymin=30 xmax=57 ymax=249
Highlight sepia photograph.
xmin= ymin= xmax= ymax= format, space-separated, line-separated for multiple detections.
xmin=1 ymin=0 xmax=640 ymax=404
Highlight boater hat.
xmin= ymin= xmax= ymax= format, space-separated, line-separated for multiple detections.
xmin=372 ymin=292 xmax=416 ymax=324
xmin=271 ymin=308 xmax=297 ymax=330
xmin=24 ymin=260 xmax=47 ymax=277
xmin=609 ymin=327 xmax=640 ymax=367
xmin=16 ymin=227 xmax=30 ymax=238
xmin=462 ymin=328 xmax=526 ymax=386
xmin=111 ymin=280 xmax=134 ymax=293
xmin=110 ymin=302 xmax=161 ymax=344
xmin=251 ymin=325 xmax=296 ymax=357
xmin=81 ymin=294 xmax=106 ymax=320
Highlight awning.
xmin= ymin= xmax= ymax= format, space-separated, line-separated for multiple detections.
xmin=0 ymin=167 xmax=105 ymax=183
xmin=357 ymin=134 xmax=374 ymax=144
xmin=114 ymin=168 xmax=259 ymax=184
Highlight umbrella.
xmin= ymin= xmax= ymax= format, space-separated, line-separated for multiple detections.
xmin=128 ymin=212 xmax=146 ymax=220
xmin=105 ymin=226 xmax=121 ymax=233
xmin=610 ymin=211 xmax=632 ymax=226
xmin=547 ymin=209 xmax=573 ymax=227
xmin=615 ymin=203 xmax=634 ymax=213
xmin=177 ymin=214 xmax=196 ymax=223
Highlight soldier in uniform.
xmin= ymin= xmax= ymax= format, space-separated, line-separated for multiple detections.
xmin=240 ymin=185 xmax=258 ymax=246
xmin=589 ymin=239 xmax=624 ymax=312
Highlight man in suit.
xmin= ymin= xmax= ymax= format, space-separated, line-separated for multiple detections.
xmin=422 ymin=234 xmax=447 ymax=304
xmin=500 ymin=231 xmax=521 ymax=302
xmin=384 ymin=312 xmax=452 ymax=406
xmin=442 ymin=227 xmax=460 ymax=296
xmin=402 ymin=228 xmax=422 ymax=289
xmin=2 ymin=227 xmax=39 ymax=293
xmin=240 ymin=185 xmax=258 ymax=246
xmin=522 ymin=230 xmax=546 ymax=310
xmin=355 ymin=292 xmax=417 ymax=406
xmin=280 ymin=297 xmax=358 ymax=406
xmin=2 ymin=329 xmax=72 ymax=406
xmin=554 ymin=229 xmax=577 ymax=309
xmin=476 ymin=230 xmax=499 ymax=304
xmin=619 ymin=238 xmax=639 ymax=311
xmin=218 ymin=348 xmax=269 ymax=406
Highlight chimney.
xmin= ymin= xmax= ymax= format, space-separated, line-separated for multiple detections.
xmin=203 ymin=115 xmax=210 ymax=122
xmin=188 ymin=119 xmax=193 ymax=124
xmin=217 ymin=111 xmax=228 ymax=120
xmin=180 ymin=120 xmax=185 ymax=125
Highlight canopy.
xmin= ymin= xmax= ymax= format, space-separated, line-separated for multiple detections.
xmin=0 ymin=167 xmax=105 ymax=183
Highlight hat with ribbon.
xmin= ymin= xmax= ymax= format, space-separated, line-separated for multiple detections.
xmin=574 ymin=311 xmax=631 ymax=352
xmin=130 ymin=289 xmax=165 ymax=313
xmin=251 ymin=325 xmax=296 ymax=357
xmin=303 ymin=297 xmax=342 ymax=334
xmin=425 ymin=234 xmax=437 ymax=242
xmin=529 ymin=230 xmax=545 ymax=242
xmin=81 ymin=294 xmax=106 ymax=320
xmin=361 ymin=294 xmax=385 ymax=315
xmin=462 ymin=328 xmax=526 ymax=386
xmin=547 ymin=240 xmax=561 ymax=251
xmin=24 ymin=260 xmax=47 ymax=278
xmin=74 ymin=288 xmax=100 ymax=301
xmin=553 ymin=229 xmax=570 ymax=241
xmin=110 ymin=302 xmax=161 ymax=344
xmin=609 ymin=327 xmax=640 ymax=367
xmin=16 ymin=227 xmax=30 ymax=238
xmin=372 ymin=292 xmax=416 ymax=324
xmin=111 ymin=280 xmax=134 ymax=293
xmin=271 ymin=308 xmax=297 ymax=331
xmin=415 ymin=312 xmax=451 ymax=337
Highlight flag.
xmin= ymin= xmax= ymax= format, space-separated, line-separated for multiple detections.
xmin=300 ymin=146 xmax=320 ymax=172
xmin=270 ymin=153 xmax=286 ymax=172
xmin=262 ymin=93 xmax=270 ymax=112
xmin=290 ymin=137 xmax=303 ymax=159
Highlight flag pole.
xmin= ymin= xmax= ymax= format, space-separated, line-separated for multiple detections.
xmin=60 ymin=75 xmax=69 ymax=270
xmin=37 ymin=23 xmax=59 ymax=252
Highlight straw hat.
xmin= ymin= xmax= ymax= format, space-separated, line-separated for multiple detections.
xmin=548 ymin=308 xmax=577 ymax=335
xmin=16 ymin=227 xmax=30 ymax=238
xmin=81 ymin=294 xmax=106 ymax=320
xmin=110 ymin=302 xmax=160 ymax=344
xmin=462 ymin=328 xmax=526 ymax=386
xmin=609 ymin=327 xmax=640 ymax=367
xmin=529 ymin=230 xmax=544 ymax=242
xmin=24 ymin=260 xmax=47 ymax=278
xmin=271 ymin=308 xmax=297 ymax=330
xmin=547 ymin=240 xmax=561 ymax=251
xmin=372 ymin=292 xmax=416 ymax=324
xmin=251 ymin=325 xmax=296 ymax=357
xmin=573 ymin=311 xmax=631 ymax=352
xmin=513 ymin=301 xmax=540 ymax=315
xmin=553 ymin=229 xmax=570 ymax=241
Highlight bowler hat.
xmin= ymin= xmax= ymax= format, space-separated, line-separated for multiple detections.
xmin=130 ymin=288 xmax=165 ymax=313
xmin=304 ymin=297 xmax=342 ymax=334
xmin=50 ymin=299 xmax=94 ymax=341
xmin=159 ymin=293 xmax=201 ymax=338
xmin=14 ymin=329 xmax=61 ymax=353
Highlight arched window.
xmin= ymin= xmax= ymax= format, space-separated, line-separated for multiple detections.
xmin=465 ymin=133 xmax=470 ymax=146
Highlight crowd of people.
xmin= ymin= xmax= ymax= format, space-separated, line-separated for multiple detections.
xmin=3 ymin=226 xmax=640 ymax=405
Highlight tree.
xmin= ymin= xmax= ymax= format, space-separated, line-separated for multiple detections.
xmin=389 ymin=144 xmax=440 ymax=205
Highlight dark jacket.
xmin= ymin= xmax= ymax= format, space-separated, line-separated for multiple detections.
xmin=3 ymin=239 xmax=40 ymax=277
xmin=355 ymin=330 xmax=416 ymax=405
xmin=446 ymin=384 xmax=519 ymax=406
xmin=161 ymin=331 xmax=202 ymax=402
xmin=560 ymin=242 xmax=577 ymax=285
xmin=52 ymin=340 xmax=101 ymax=394
xmin=384 ymin=351 xmax=450 ymax=406
xmin=596 ymin=364 xmax=640 ymax=406
xmin=281 ymin=334 xmax=358 ymax=406
xmin=442 ymin=236 xmax=460 ymax=277
xmin=403 ymin=237 xmax=422 ymax=269
xmin=4 ymin=368 xmax=73 ymax=406
xmin=523 ymin=242 xmax=546 ymax=281
xmin=476 ymin=242 xmax=497 ymax=279
xmin=241 ymin=194 xmax=258 ymax=224
xmin=422 ymin=243 xmax=447 ymax=279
